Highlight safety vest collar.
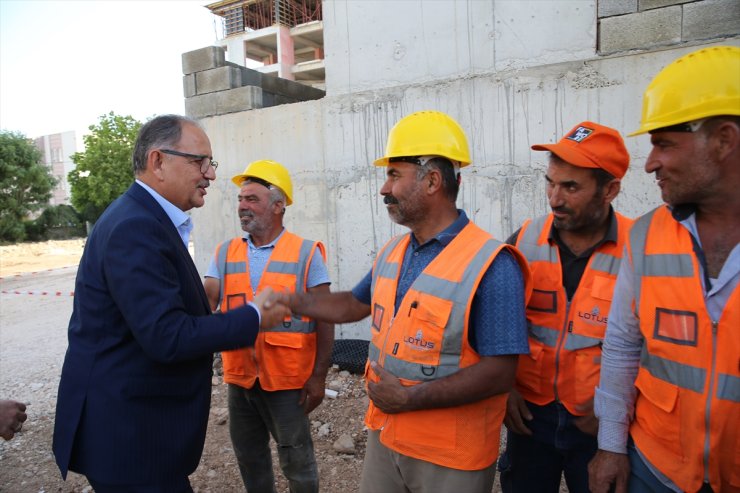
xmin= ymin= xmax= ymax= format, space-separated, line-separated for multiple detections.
xmin=369 ymin=223 xmax=508 ymax=381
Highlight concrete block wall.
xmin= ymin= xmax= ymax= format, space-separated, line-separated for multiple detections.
xmin=183 ymin=0 xmax=738 ymax=339
xmin=189 ymin=41 xmax=738 ymax=339
xmin=598 ymin=0 xmax=740 ymax=53
xmin=181 ymin=46 xmax=325 ymax=119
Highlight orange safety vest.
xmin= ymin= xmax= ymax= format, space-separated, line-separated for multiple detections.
xmin=365 ymin=221 xmax=531 ymax=470
xmin=215 ymin=231 xmax=326 ymax=391
xmin=514 ymin=213 xmax=633 ymax=415
xmin=628 ymin=206 xmax=739 ymax=493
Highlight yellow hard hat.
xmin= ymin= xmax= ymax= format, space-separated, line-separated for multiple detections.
xmin=630 ymin=45 xmax=740 ymax=136
xmin=374 ymin=110 xmax=472 ymax=167
xmin=231 ymin=159 xmax=294 ymax=206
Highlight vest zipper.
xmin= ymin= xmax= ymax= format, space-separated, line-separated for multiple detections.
xmin=377 ymin=314 xmax=396 ymax=431
xmin=703 ymin=319 xmax=718 ymax=483
xmin=379 ymin=315 xmax=396 ymax=367
xmin=553 ymin=301 xmax=572 ymax=403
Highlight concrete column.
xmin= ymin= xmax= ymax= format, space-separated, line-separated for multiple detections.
xmin=276 ymin=25 xmax=295 ymax=80
xmin=224 ymin=35 xmax=247 ymax=67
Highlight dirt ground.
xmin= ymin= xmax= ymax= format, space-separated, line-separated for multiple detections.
xmin=0 ymin=239 xmax=369 ymax=493
xmin=0 ymin=239 xmax=538 ymax=492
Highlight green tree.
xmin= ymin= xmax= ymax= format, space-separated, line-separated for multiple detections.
xmin=0 ymin=131 xmax=56 ymax=242
xmin=69 ymin=112 xmax=142 ymax=224
xmin=25 ymin=204 xmax=86 ymax=241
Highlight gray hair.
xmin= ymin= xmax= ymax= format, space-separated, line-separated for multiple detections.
xmin=416 ymin=157 xmax=460 ymax=202
xmin=242 ymin=178 xmax=288 ymax=213
xmin=132 ymin=114 xmax=202 ymax=176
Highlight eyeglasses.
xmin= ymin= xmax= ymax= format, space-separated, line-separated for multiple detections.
xmin=160 ymin=149 xmax=218 ymax=174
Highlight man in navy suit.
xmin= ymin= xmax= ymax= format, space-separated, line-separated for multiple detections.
xmin=53 ymin=114 xmax=289 ymax=492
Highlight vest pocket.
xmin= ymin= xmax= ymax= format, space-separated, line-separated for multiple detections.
xmin=263 ymin=332 xmax=303 ymax=377
xmin=400 ymin=294 xmax=452 ymax=366
xmin=527 ymin=289 xmax=557 ymax=313
xmin=573 ymin=346 xmax=601 ymax=406
xmin=591 ymin=275 xmax=615 ymax=301
xmin=634 ymin=372 xmax=682 ymax=456
xmin=516 ymin=341 xmax=545 ymax=394
xmin=384 ymin=407 xmax=456 ymax=451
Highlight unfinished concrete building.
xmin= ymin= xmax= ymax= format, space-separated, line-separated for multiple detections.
xmin=206 ymin=0 xmax=325 ymax=89
xmin=183 ymin=0 xmax=739 ymax=338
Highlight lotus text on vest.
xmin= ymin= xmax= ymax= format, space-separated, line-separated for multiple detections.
xmin=404 ymin=330 xmax=435 ymax=351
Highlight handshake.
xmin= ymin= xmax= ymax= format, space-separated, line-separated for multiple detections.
xmin=252 ymin=287 xmax=295 ymax=329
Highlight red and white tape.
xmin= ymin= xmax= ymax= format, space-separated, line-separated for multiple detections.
xmin=1 ymin=290 xmax=75 ymax=297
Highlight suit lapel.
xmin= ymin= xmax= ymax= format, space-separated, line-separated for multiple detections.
xmin=127 ymin=183 xmax=212 ymax=313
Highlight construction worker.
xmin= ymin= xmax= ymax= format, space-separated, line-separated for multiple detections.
xmin=498 ymin=121 xmax=633 ymax=493
xmin=285 ymin=110 xmax=531 ymax=493
xmin=589 ymin=45 xmax=740 ymax=493
xmin=204 ymin=160 xmax=333 ymax=493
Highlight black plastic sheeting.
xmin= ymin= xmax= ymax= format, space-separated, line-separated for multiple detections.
xmin=330 ymin=339 xmax=369 ymax=374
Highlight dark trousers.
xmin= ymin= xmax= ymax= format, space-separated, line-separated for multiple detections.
xmin=228 ymin=382 xmax=318 ymax=493
xmin=498 ymin=401 xmax=597 ymax=493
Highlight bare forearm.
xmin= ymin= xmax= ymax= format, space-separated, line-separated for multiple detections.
xmin=291 ymin=290 xmax=370 ymax=324
xmin=406 ymin=355 xmax=517 ymax=411
xmin=203 ymin=277 xmax=220 ymax=312
xmin=312 ymin=320 xmax=334 ymax=377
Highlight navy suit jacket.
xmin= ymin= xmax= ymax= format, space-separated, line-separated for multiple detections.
xmin=53 ymin=182 xmax=260 ymax=484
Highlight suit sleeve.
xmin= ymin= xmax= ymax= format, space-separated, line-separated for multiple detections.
xmin=103 ymin=215 xmax=259 ymax=363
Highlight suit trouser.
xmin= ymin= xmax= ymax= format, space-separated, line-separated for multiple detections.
xmin=228 ymin=382 xmax=318 ymax=493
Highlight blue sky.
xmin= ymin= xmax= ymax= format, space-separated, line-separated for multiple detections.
xmin=0 ymin=0 xmax=220 ymax=140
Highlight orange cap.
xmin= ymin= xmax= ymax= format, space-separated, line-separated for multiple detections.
xmin=531 ymin=121 xmax=630 ymax=179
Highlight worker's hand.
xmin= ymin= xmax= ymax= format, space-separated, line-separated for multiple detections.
xmin=0 ymin=400 xmax=27 ymax=441
xmin=253 ymin=287 xmax=291 ymax=330
xmin=367 ymin=362 xmax=409 ymax=414
xmin=299 ymin=374 xmax=326 ymax=415
xmin=573 ymin=399 xmax=599 ymax=436
xmin=503 ymin=388 xmax=533 ymax=436
xmin=588 ymin=449 xmax=629 ymax=493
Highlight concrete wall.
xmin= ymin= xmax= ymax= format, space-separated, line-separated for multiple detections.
xmin=324 ymin=0 xmax=598 ymax=95
xmin=188 ymin=0 xmax=739 ymax=339
xmin=598 ymin=0 xmax=740 ymax=53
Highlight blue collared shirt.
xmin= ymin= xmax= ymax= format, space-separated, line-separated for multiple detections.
xmin=351 ymin=210 xmax=529 ymax=356
xmin=135 ymin=179 xmax=192 ymax=248
xmin=205 ymin=228 xmax=330 ymax=293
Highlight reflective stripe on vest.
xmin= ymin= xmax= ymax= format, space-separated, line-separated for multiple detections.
xmin=518 ymin=216 xmax=621 ymax=354
xmin=717 ymin=374 xmax=740 ymax=402
xmin=515 ymin=213 xmax=631 ymax=414
xmin=630 ymin=209 xmax=694 ymax=318
xmin=628 ymin=205 xmax=740 ymax=491
xmin=368 ymin=236 xmax=502 ymax=381
xmin=640 ymin=345 xmax=706 ymax=394
xmin=529 ymin=323 xmax=604 ymax=352
xmin=370 ymin=235 xmax=404 ymax=295
xmin=217 ymin=237 xmax=317 ymax=334
xmin=365 ymin=221 xmax=525 ymax=471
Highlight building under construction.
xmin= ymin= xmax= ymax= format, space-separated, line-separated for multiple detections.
xmin=206 ymin=0 xmax=324 ymax=88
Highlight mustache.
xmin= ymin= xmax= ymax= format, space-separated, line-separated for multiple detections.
xmin=551 ymin=206 xmax=572 ymax=215
xmin=383 ymin=195 xmax=399 ymax=205
xmin=239 ymin=211 xmax=254 ymax=219
xmin=197 ymin=180 xmax=210 ymax=189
